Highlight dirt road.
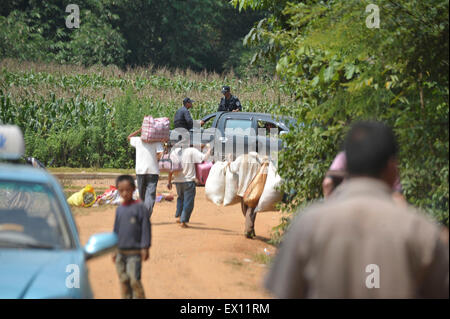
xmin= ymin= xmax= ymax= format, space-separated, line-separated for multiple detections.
xmin=74 ymin=185 xmax=280 ymax=298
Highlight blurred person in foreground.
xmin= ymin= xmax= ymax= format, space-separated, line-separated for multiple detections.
xmin=265 ymin=121 xmax=449 ymax=298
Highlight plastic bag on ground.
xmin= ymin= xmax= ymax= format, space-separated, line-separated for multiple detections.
xmin=110 ymin=189 xmax=139 ymax=206
xmin=67 ymin=190 xmax=84 ymax=207
xmin=223 ymin=164 xmax=240 ymax=206
xmin=255 ymin=161 xmax=283 ymax=212
xmin=95 ymin=185 xmax=117 ymax=205
xmin=205 ymin=161 xmax=227 ymax=205
xmin=67 ymin=184 xmax=96 ymax=207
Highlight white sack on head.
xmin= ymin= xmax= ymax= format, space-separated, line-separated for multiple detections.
xmin=205 ymin=161 xmax=227 ymax=205
xmin=223 ymin=164 xmax=240 ymax=206
xmin=230 ymin=152 xmax=262 ymax=197
xmin=255 ymin=161 xmax=283 ymax=212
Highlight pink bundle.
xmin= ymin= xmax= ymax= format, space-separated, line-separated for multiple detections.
xmin=141 ymin=116 xmax=170 ymax=142
xmin=195 ymin=161 xmax=213 ymax=185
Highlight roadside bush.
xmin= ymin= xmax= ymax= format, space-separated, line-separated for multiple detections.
xmin=233 ymin=0 xmax=449 ymax=230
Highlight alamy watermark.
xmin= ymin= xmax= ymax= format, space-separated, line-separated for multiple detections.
xmin=365 ymin=264 xmax=380 ymax=289
xmin=365 ymin=4 xmax=380 ymax=29
xmin=65 ymin=264 xmax=80 ymax=288
xmin=65 ymin=4 xmax=80 ymax=29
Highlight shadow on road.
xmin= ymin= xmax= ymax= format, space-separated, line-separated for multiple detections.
xmin=254 ymin=235 xmax=273 ymax=245
xmin=152 ymin=221 xmax=235 ymax=234
xmin=152 ymin=222 xmax=178 ymax=226
xmin=186 ymin=225 xmax=235 ymax=233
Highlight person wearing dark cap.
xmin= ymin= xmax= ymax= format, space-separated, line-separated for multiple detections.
xmin=218 ymin=86 xmax=242 ymax=112
xmin=174 ymin=98 xmax=195 ymax=131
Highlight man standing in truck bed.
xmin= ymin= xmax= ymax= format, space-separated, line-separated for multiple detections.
xmin=218 ymin=86 xmax=242 ymax=112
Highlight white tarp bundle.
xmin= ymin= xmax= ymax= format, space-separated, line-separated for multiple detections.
xmin=205 ymin=161 xmax=227 ymax=205
xmin=223 ymin=164 xmax=240 ymax=206
xmin=204 ymin=153 xmax=282 ymax=211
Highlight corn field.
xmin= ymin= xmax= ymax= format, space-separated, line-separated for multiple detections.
xmin=0 ymin=59 xmax=296 ymax=168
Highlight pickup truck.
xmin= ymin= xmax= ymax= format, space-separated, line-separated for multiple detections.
xmin=170 ymin=111 xmax=297 ymax=161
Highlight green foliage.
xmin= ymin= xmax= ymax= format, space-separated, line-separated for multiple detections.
xmin=0 ymin=60 xmax=295 ymax=169
xmin=224 ymin=41 xmax=276 ymax=79
xmin=0 ymin=0 xmax=264 ymax=73
xmin=0 ymin=11 xmax=52 ymax=61
xmin=105 ymin=0 xmax=265 ymax=72
xmin=234 ymin=0 xmax=449 ymax=231
xmin=55 ymin=9 xmax=126 ymax=67
xmin=0 ymin=1 xmax=126 ymax=67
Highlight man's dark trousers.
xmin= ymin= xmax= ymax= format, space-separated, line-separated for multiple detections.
xmin=136 ymin=174 xmax=159 ymax=217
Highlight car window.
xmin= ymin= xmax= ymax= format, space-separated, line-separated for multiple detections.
xmin=224 ymin=119 xmax=253 ymax=135
xmin=0 ymin=180 xmax=72 ymax=249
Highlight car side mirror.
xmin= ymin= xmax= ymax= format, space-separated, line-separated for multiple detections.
xmin=84 ymin=232 xmax=118 ymax=260
xmin=279 ymin=131 xmax=288 ymax=137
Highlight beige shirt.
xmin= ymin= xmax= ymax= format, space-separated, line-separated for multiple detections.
xmin=229 ymin=152 xmax=262 ymax=197
xmin=172 ymin=147 xmax=207 ymax=183
xmin=265 ymin=177 xmax=449 ymax=299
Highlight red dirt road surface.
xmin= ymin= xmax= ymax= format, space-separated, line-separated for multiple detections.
xmin=73 ymin=186 xmax=280 ymax=298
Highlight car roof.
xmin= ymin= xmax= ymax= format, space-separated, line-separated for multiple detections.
xmin=0 ymin=163 xmax=54 ymax=184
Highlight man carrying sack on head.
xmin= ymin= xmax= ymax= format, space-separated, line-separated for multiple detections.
xmin=229 ymin=152 xmax=266 ymax=239
xmin=127 ymin=128 xmax=164 ymax=218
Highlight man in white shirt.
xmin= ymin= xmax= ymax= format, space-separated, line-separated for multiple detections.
xmin=167 ymin=143 xmax=211 ymax=228
xmin=127 ymin=128 xmax=164 ymax=218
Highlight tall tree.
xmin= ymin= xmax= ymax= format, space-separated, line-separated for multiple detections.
xmin=107 ymin=0 xmax=263 ymax=71
xmin=233 ymin=0 xmax=449 ymax=236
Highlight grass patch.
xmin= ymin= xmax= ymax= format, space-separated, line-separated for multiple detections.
xmin=224 ymin=257 xmax=244 ymax=267
xmin=253 ymin=253 xmax=273 ymax=265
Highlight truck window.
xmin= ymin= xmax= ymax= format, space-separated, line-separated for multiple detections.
xmin=224 ymin=119 xmax=253 ymax=135
xmin=201 ymin=114 xmax=215 ymax=129
xmin=257 ymin=120 xmax=283 ymax=137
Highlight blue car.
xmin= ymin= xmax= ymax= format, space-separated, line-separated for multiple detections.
xmin=0 ymin=125 xmax=118 ymax=298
